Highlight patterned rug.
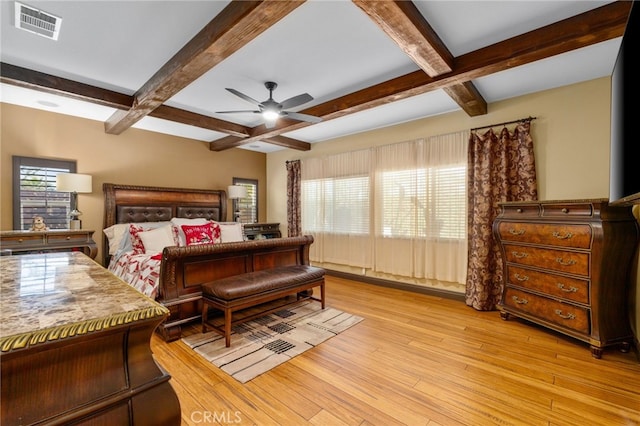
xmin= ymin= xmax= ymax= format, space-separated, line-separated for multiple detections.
xmin=181 ymin=301 xmax=363 ymax=383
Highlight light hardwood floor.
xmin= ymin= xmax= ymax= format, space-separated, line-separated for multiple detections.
xmin=150 ymin=275 xmax=640 ymax=426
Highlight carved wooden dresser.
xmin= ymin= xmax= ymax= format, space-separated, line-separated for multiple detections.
xmin=493 ymin=198 xmax=639 ymax=358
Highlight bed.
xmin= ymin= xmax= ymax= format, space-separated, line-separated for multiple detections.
xmin=102 ymin=183 xmax=315 ymax=342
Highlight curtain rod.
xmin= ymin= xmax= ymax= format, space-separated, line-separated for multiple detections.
xmin=471 ymin=116 xmax=537 ymax=132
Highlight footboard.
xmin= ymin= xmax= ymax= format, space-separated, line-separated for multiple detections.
xmin=155 ymin=235 xmax=314 ymax=341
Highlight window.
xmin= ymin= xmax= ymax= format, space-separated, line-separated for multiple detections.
xmin=302 ymin=175 xmax=369 ymax=234
xmin=300 ymin=131 xmax=468 ymax=283
xmin=13 ymin=156 xmax=76 ymax=230
xmin=232 ymin=178 xmax=258 ymax=223
xmin=379 ymin=165 xmax=466 ymax=239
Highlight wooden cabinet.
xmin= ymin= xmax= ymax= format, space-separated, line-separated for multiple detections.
xmin=0 ymin=229 xmax=98 ymax=259
xmin=493 ymin=199 xmax=639 ymax=358
xmin=0 ymin=252 xmax=181 ymax=425
xmin=243 ymin=223 xmax=281 ymax=240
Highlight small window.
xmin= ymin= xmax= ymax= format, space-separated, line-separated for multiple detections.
xmin=232 ymin=178 xmax=258 ymax=223
xmin=13 ymin=156 xmax=76 ymax=230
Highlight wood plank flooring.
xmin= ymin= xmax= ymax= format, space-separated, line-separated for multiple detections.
xmin=150 ymin=275 xmax=640 ymax=426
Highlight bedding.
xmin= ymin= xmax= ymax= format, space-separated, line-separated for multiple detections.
xmin=109 ymin=251 xmax=162 ymax=299
xmin=106 ymin=218 xmax=240 ymax=299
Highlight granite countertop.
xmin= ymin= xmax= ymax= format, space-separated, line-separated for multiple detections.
xmin=0 ymin=252 xmax=168 ymax=352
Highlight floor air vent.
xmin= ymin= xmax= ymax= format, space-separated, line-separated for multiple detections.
xmin=14 ymin=2 xmax=62 ymax=41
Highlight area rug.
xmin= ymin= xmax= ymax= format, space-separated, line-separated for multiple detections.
xmin=181 ymin=301 xmax=363 ymax=383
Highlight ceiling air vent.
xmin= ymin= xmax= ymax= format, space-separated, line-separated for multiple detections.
xmin=14 ymin=2 xmax=62 ymax=41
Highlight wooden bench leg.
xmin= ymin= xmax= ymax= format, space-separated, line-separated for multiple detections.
xmin=202 ymin=302 xmax=208 ymax=333
xmin=224 ymin=308 xmax=232 ymax=347
xmin=320 ymin=282 xmax=325 ymax=308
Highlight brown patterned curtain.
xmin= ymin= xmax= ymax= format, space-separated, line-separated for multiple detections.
xmin=466 ymin=120 xmax=538 ymax=310
xmin=286 ymin=160 xmax=302 ymax=237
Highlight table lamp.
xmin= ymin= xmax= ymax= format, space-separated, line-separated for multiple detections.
xmin=227 ymin=185 xmax=247 ymax=222
xmin=56 ymin=173 xmax=92 ymax=230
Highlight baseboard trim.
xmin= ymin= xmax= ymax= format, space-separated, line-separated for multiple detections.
xmin=324 ymin=269 xmax=466 ymax=302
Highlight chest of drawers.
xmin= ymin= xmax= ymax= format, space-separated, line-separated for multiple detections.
xmin=493 ymin=199 xmax=639 ymax=358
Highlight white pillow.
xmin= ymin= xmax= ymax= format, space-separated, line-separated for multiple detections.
xmin=170 ymin=218 xmax=209 ymax=246
xmin=103 ymin=223 xmax=132 ymax=255
xmin=116 ymin=221 xmax=172 ymax=254
xmin=138 ymin=225 xmax=175 ymax=254
xmin=218 ymin=222 xmax=244 ymax=242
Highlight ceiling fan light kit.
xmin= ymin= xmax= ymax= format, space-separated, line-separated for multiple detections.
xmin=218 ymin=81 xmax=322 ymax=129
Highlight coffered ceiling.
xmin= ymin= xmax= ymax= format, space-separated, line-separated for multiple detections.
xmin=0 ymin=1 xmax=630 ymax=153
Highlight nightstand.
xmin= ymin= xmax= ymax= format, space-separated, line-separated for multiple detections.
xmin=243 ymin=223 xmax=281 ymax=240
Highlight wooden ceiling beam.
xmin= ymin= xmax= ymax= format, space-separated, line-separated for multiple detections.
xmin=353 ymin=0 xmax=453 ymax=75
xmin=103 ymin=0 xmax=305 ymax=135
xmin=151 ymin=105 xmax=250 ymax=138
xmin=0 ymin=62 xmax=133 ymax=109
xmin=0 ymin=62 xmax=254 ymax=137
xmin=208 ymin=134 xmax=311 ymax=152
xmin=353 ymin=0 xmax=487 ymax=117
xmin=212 ymin=0 xmax=629 ymax=149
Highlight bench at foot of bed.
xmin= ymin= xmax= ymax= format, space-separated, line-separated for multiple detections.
xmin=201 ymin=264 xmax=326 ymax=347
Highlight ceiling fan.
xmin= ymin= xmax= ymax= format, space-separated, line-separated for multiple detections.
xmin=217 ymin=81 xmax=322 ymax=129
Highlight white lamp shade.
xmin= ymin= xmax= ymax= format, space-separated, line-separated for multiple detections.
xmin=56 ymin=173 xmax=93 ymax=193
xmin=227 ymin=185 xmax=247 ymax=199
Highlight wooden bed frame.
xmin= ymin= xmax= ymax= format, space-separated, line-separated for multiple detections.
xmin=103 ymin=183 xmax=227 ymax=266
xmin=102 ymin=183 xmax=315 ymax=342
xmin=103 ymin=183 xmax=227 ymax=340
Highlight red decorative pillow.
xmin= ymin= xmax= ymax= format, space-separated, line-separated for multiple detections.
xmin=181 ymin=222 xmax=221 ymax=246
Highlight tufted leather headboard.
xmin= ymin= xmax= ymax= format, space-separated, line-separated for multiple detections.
xmin=102 ymin=183 xmax=227 ymax=265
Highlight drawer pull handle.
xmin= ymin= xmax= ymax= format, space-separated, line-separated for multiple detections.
xmin=512 ymin=296 xmax=528 ymax=305
xmin=555 ymin=257 xmax=576 ymax=266
xmin=18 ymin=238 xmax=24 ymax=243
xmin=514 ymin=273 xmax=529 ymax=282
xmin=552 ymin=231 xmax=573 ymax=240
xmin=516 ymin=208 xmax=523 ymax=213
xmin=561 ymin=208 xmax=569 ymax=214
xmin=554 ymin=309 xmax=576 ymax=320
xmin=66 ymin=236 xmax=71 ymax=240
xmin=509 ymin=228 xmax=525 ymax=236
xmin=557 ymin=283 xmax=578 ymax=293
xmin=512 ymin=251 xmax=528 ymax=259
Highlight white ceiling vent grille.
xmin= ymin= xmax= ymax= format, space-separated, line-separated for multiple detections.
xmin=14 ymin=2 xmax=62 ymax=41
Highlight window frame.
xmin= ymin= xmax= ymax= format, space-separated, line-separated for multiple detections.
xmin=232 ymin=177 xmax=258 ymax=224
xmin=12 ymin=156 xmax=77 ymax=230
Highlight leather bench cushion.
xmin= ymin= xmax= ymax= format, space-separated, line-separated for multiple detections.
xmin=202 ymin=265 xmax=325 ymax=301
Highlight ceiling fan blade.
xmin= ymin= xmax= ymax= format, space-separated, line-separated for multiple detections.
xmin=215 ymin=110 xmax=261 ymax=114
xmin=225 ymin=88 xmax=263 ymax=107
xmin=279 ymin=93 xmax=314 ymax=110
xmin=284 ymin=111 xmax=323 ymax=124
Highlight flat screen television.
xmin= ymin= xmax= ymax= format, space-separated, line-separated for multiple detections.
xmin=609 ymin=1 xmax=640 ymax=206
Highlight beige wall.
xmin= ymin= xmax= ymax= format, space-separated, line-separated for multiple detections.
xmin=0 ymin=103 xmax=267 ymax=264
xmin=266 ymin=76 xmax=640 ymax=339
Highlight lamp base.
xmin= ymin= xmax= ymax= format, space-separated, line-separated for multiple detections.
xmin=70 ymin=219 xmax=82 ymax=230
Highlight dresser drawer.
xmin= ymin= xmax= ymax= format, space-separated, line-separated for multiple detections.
xmin=506 ymin=265 xmax=589 ymax=304
xmin=497 ymin=222 xmax=591 ymax=248
xmin=500 ymin=204 xmax=540 ymax=217
xmin=503 ymin=288 xmax=589 ymax=334
xmin=0 ymin=233 xmax=46 ymax=247
xmin=503 ymin=244 xmax=589 ymax=276
xmin=541 ymin=202 xmax=594 ymax=217
xmin=47 ymin=233 xmax=90 ymax=244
